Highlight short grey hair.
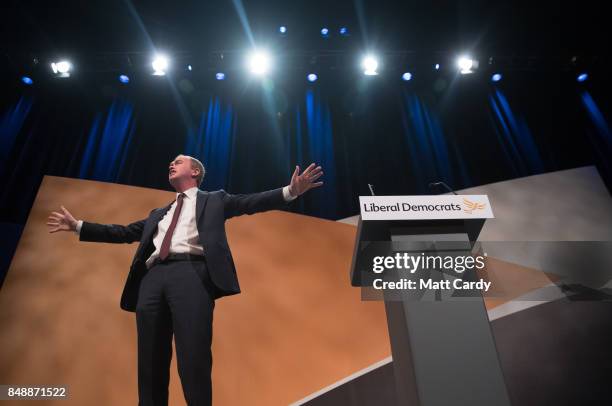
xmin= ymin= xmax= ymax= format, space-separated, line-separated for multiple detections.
xmin=188 ymin=156 xmax=206 ymax=186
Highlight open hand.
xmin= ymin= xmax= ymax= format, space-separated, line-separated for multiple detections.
xmin=288 ymin=163 xmax=324 ymax=197
xmin=47 ymin=206 xmax=78 ymax=233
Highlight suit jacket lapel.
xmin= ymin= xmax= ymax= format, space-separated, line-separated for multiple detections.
xmin=140 ymin=191 xmax=207 ymax=252
xmin=196 ymin=189 xmax=209 ymax=224
xmin=141 ymin=201 xmax=173 ymax=244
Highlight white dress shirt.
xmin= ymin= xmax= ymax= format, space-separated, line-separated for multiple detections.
xmin=76 ymin=185 xmax=296 ymax=269
xmin=145 ymin=186 xmax=203 ymax=268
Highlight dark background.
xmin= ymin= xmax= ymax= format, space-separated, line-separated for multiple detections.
xmin=1 ymin=0 xmax=610 ymax=279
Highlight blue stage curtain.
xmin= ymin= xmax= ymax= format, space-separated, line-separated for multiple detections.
xmin=489 ymin=89 xmax=544 ymax=176
xmin=79 ymin=99 xmax=135 ymax=182
xmin=580 ymin=91 xmax=612 ymax=185
xmin=183 ymin=96 xmax=236 ymax=191
xmin=400 ymin=90 xmax=455 ymax=194
xmin=0 ymin=96 xmax=33 ymax=179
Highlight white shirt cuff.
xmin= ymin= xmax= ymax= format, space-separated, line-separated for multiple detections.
xmin=75 ymin=220 xmax=83 ymax=235
xmin=282 ymin=186 xmax=298 ymax=202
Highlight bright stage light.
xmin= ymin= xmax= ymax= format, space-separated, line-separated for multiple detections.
xmin=152 ymin=55 xmax=169 ymax=76
xmin=187 ymin=65 xmax=193 ymax=71
xmin=279 ymin=26 xmax=287 ymax=34
xmin=51 ymin=60 xmax=72 ymax=77
xmin=247 ymin=51 xmax=271 ymax=75
xmin=118 ymin=74 xmax=130 ymax=84
xmin=307 ymin=73 xmax=318 ymax=82
xmin=577 ymin=73 xmax=588 ymax=82
xmin=435 ymin=63 xmax=440 ymax=70
xmin=321 ymin=27 xmax=329 ymax=37
xmin=457 ymin=56 xmax=476 ymax=74
xmin=457 ymin=57 xmax=473 ymax=71
xmin=402 ymin=72 xmax=412 ymax=81
xmin=22 ymin=76 xmax=33 ymax=85
xmin=216 ymin=72 xmax=225 ymax=80
xmin=362 ymin=55 xmax=379 ymax=76
xmin=491 ymin=73 xmax=502 ymax=82
xmin=339 ymin=27 xmax=348 ymax=36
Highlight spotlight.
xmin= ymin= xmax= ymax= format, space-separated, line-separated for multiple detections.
xmin=491 ymin=73 xmax=502 ymax=82
xmin=321 ymin=27 xmax=329 ymax=37
xmin=279 ymin=26 xmax=287 ymax=34
xmin=402 ymin=72 xmax=412 ymax=81
xmin=118 ymin=74 xmax=130 ymax=84
xmin=187 ymin=65 xmax=193 ymax=71
xmin=51 ymin=60 xmax=72 ymax=78
xmin=457 ymin=57 xmax=473 ymax=71
xmin=247 ymin=50 xmax=271 ymax=75
xmin=361 ymin=55 xmax=379 ymax=76
xmin=339 ymin=27 xmax=349 ymax=36
xmin=216 ymin=72 xmax=225 ymax=80
xmin=151 ymin=54 xmax=169 ymax=76
xmin=21 ymin=76 xmax=33 ymax=85
xmin=307 ymin=73 xmax=318 ymax=82
xmin=435 ymin=63 xmax=440 ymax=70
xmin=457 ymin=56 xmax=478 ymax=74
xmin=577 ymin=73 xmax=588 ymax=82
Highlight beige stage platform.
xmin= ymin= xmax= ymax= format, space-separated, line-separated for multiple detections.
xmin=0 ymin=176 xmax=557 ymax=405
xmin=0 ymin=176 xmax=391 ymax=406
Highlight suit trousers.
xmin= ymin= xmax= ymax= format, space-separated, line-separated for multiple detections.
xmin=135 ymin=259 xmax=216 ymax=406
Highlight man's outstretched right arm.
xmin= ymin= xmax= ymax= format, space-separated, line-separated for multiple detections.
xmin=47 ymin=206 xmax=145 ymax=244
xmin=79 ymin=220 xmax=145 ymax=244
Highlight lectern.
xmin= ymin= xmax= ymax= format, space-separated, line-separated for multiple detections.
xmin=350 ymin=195 xmax=511 ymax=406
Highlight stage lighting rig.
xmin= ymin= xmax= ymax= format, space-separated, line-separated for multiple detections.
xmin=51 ymin=60 xmax=72 ymax=78
xmin=247 ymin=50 xmax=271 ymax=75
xmin=457 ymin=56 xmax=478 ymax=74
xmin=362 ymin=55 xmax=379 ymax=76
xmin=152 ymin=55 xmax=169 ymax=76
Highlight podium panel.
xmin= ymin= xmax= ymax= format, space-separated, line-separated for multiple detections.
xmin=350 ymin=195 xmax=511 ymax=406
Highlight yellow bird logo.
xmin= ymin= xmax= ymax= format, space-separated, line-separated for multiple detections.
xmin=463 ymin=198 xmax=486 ymax=214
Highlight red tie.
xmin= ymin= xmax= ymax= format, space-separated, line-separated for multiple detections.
xmin=159 ymin=193 xmax=185 ymax=261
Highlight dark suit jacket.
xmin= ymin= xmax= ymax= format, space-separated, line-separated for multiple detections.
xmin=79 ymin=187 xmax=290 ymax=311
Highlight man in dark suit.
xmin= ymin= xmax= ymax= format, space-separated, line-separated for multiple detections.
xmin=46 ymin=154 xmax=323 ymax=406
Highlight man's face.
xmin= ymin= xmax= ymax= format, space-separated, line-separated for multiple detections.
xmin=168 ymin=155 xmax=196 ymax=184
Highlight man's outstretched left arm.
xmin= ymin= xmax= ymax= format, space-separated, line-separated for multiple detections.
xmin=222 ymin=163 xmax=323 ymax=219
